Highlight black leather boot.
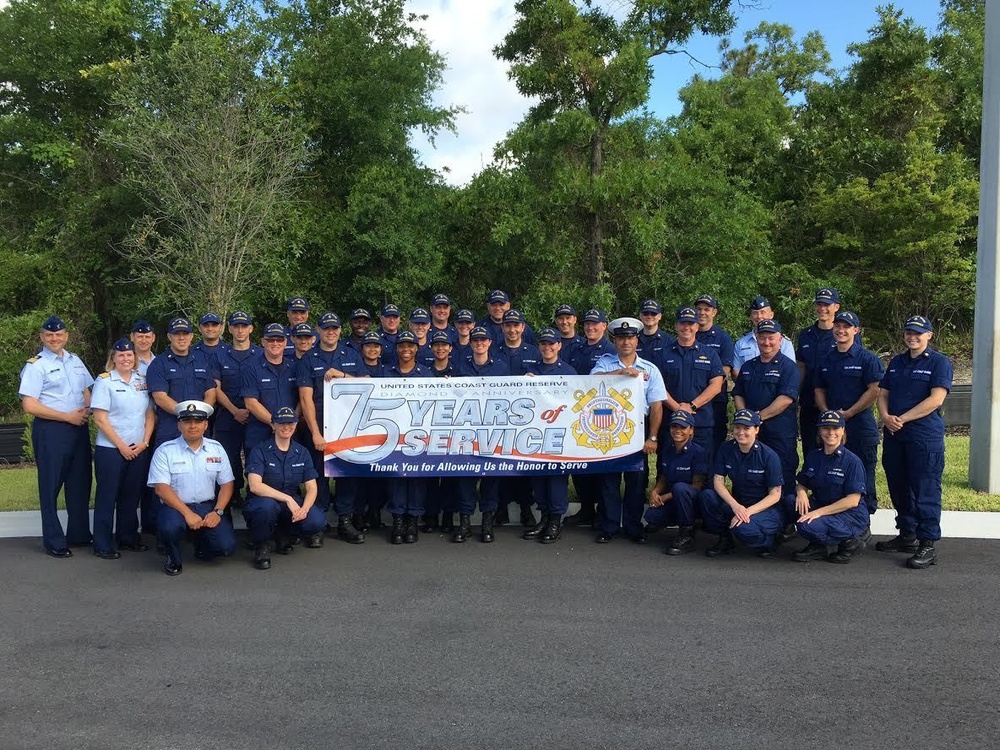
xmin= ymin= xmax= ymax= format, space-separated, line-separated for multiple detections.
xmin=540 ymin=515 xmax=562 ymax=544
xmin=480 ymin=511 xmax=496 ymax=543
xmin=876 ymin=533 xmax=918 ymax=553
xmin=337 ymin=515 xmax=365 ymax=545
xmin=390 ymin=514 xmax=404 ymax=545
xmin=523 ymin=513 xmax=549 ymax=540
xmin=440 ymin=512 xmax=455 ymax=533
xmin=403 ymin=514 xmax=418 ymax=544
xmin=453 ymin=514 xmax=471 ymax=543
xmin=420 ymin=514 xmax=439 ymax=533
xmin=665 ymin=526 xmax=696 ymax=556
xmin=906 ymin=540 xmax=937 ymax=569
xmin=705 ymin=532 xmax=735 ymax=557
xmin=253 ymin=540 xmax=271 ymax=570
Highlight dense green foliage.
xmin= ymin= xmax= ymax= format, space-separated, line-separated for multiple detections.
xmin=0 ymin=0 xmax=985 ymax=415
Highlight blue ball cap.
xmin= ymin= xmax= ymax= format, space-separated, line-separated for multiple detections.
xmin=669 ymin=410 xmax=695 ymax=428
xmin=694 ymin=294 xmax=719 ymax=309
xmin=470 ymin=326 xmax=490 ymax=340
xmin=131 ymin=319 xmax=153 ymax=334
xmin=41 ymin=315 xmax=66 ymax=332
xmin=430 ymin=330 xmax=452 ymax=345
xmin=502 ymin=309 xmax=525 ymax=324
xmin=292 ymin=323 xmax=314 ymax=337
xmin=748 ymin=296 xmax=770 ymax=311
xmin=755 ymin=319 xmax=782 ymax=334
xmin=317 ymin=312 xmax=342 ymax=329
xmin=817 ymin=410 xmax=846 ymax=428
xmin=487 ymin=289 xmax=509 ymax=304
xmin=409 ymin=308 xmax=431 ymax=324
xmin=555 ymin=303 xmax=577 ymax=317
xmin=582 ymin=309 xmax=607 ymax=323
xmin=350 ymin=308 xmax=371 ymax=320
xmin=675 ymin=306 xmax=698 ymax=323
xmin=167 ymin=317 xmax=193 ymax=334
xmin=395 ymin=330 xmax=418 ymax=345
xmin=814 ymin=288 xmax=841 ymax=304
xmin=361 ymin=331 xmax=383 ymax=345
xmin=640 ymin=299 xmax=662 ymax=314
xmin=431 ymin=293 xmax=451 ymax=306
xmin=199 ymin=312 xmax=222 ymax=325
xmin=380 ymin=303 xmax=401 ymax=317
xmin=834 ymin=310 xmax=860 ymax=328
xmin=455 ymin=309 xmax=475 ymax=323
xmin=262 ymin=322 xmax=286 ymax=339
xmin=732 ymin=409 xmax=762 ymax=427
xmin=227 ymin=311 xmax=252 ymax=326
xmin=112 ymin=337 xmax=135 ymax=352
xmin=537 ymin=328 xmax=559 ymax=344
xmin=287 ymin=297 xmax=309 ymax=312
xmin=904 ymin=315 xmax=933 ymax=333
xmin=272 ymin=406 xmax=298 ymax=424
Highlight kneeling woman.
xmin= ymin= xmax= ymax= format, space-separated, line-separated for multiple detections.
xmin=243 ymin=407 xmax=326 ymax=570
xmin=698 ymin=409 xmax=784 ymax=557
xmin=644 ymin=410 xmax=707 ymax=555
xmin=791 ymin=410 xmax=870 ymax=563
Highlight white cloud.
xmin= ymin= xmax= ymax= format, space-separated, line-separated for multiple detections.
xmin=406 ymin=1 xmax=530 ymax=186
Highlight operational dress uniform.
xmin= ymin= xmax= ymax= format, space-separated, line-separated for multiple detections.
xmin=283 ymin=297 xmax=310 ymax=359
xmin=553 ymin=303 xmax=585 ymax=366
xmin=242 ymin=323 xmax=300 ymax=456
xmin=732 ymin=296 xmax=796 ymax=374
xmin=478 ymin=289 xmax=537 ymax=346
xmin=91 ymin=340 xmax=154 ymax=558
xmin=643 ymin=412 xmax=708 ymax=537
xmin=636 ymin=299 xmax=672 ymax=364
xmin=813 ymin=311 xmax=884 ymax=514
xmin=243 ymin=407 xmax=326 ymax=565
xmin=796 ymin=289 xmax=840 ymax=450
xmin=213 ymin=312 xmax=262 ymax=497
xmin=19 ymin=315 xmax=95 ymax=555
xmin=876 ymin=315 xmax=952 ymax=568
xmin=130 ymin=319 xmax=157 ymax=377
xmin=731 ymin=320 xmax=800 ymax=516
xmin=452 ymin=327 xmax=508 ymax=542
xmin=699 ymin=410 xmax=784 ymax=554
xmin=452 ymin=308 xmax=476 ymax=363
xmin=148 ymin=401 xmax=237 ymax=574
xmin=423 ymin=330 xmax=458 ymax=532
xmin=693 ymin=295 xmax=735 ymax=451
xmin=792 ymin=413 xmax=870 ymax=563
xmin=591 ymin=318 xmax=667 ymax=543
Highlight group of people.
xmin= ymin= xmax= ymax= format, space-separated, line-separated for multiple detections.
xmin=18 ymin=287 xmax=953 ymax=575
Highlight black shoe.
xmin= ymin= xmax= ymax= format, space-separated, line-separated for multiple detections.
xmin=665 ymin=527 xmax=695 ymax=556
xmin=440 ymin=513 xmax=455 ymax=533
xmin=94 ymin=550 xmax=121 ymax=560
xmin=163 ymin=559 xmax=182 ymax=576
xmin=118 ymin=542 xmax=149 ymax=552
xmin=45 ymin=547 xmax=73 ymax=558
xmin=876 ymin=534 xmax=918 ymax=553
xmin=906 ymin=540 xmax=937 ymax=569
xmin=523 ymin=514 xmax=549 ymax=540
xmin=275 ymin=534 xmax=295 ymax=555
xmin=792 ymin=542 xmax=829 ymax=562
xmin=305 ymin=532 xmax=324 ymax=548
xmin=757 ymin=546 xmax=778 ymax=559
xmin=480 ymin=511 xmax=495 ymax=543
xmin=628 ymin=531 xmax=648 ymax=545
xmin=645 ymin=524 xmax=663 ymax=535
xmin=494 ymin=505 xmax=509 ymax=527
xmin=540 ymin=516 xmax=562 ymax=544
xmin=705 ymin=533 xmax=735 ymax=557
xmin=253 ymin=541 xmax=271 ymax=570
xmin=420 ymin=514 xmax=439 ymax=533
xmin=337 ymin=516 xmax=365 ymax=545
xmin=520 ymin=507 xmax=536 ymax=528
xmin=595 ymin=532 xmax=614 ymax=544
xmin=563 ymin=508 xmax=595 ymax=526
xmin=403 ymin=515 xmax=418 ymax=544
xmin=353 ymin=512 xmax=370 ymax=533
xmin=367 ymin=508 xmax=385 ymax=530
xmin=390 ymin=515 xmax=404 ymax=545
xmin=775 ymin=523 xmax=797 ymax=546
xmin=453 ymin=514 xmax=471 ymax=543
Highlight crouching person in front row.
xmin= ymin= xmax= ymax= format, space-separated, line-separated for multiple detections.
xmin=149 ymin=400 xmax=237 ymax=576
xmin=698 ymin=409 xmax=784 ymax=558
xmin=644 ymin=410 xmax=707 ymax=556
xmin=791 ymin=410 xmax=870 ymax=564
xmin=243 ymin=406 xmax=326 ymax=570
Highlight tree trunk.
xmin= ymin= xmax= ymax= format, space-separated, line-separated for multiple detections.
xmin=585 ymin=127 xmax=606 ymax=284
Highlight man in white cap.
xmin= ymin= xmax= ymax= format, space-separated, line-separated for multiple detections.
xmin=147 ymin=400 xmax=236 ymax=576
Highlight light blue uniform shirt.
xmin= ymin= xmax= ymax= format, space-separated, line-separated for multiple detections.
xmin=136 ymin=353 xmax=155 ymax=377
xmin=590 ymin=353 xmax=668 ymax=413
xmin=732 ymin=331 xmax=796 ymax=373
xmin=90 ymin=370 xmax=152 ymax=448
xmin=18 ymin=348 xmax=94 ymax=412
xmin=147 ymin=436 xmax=235 ymax=504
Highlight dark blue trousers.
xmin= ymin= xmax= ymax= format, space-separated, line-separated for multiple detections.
xmin=530 ymin=476 xmax=569 ymax=516
xmin=711 ymin=400 xmax=729 ymax=452
xmin=355 ymin=478 xmax=387 ymax=515
xmin=386 ymin=478 xmax=426 ymax=516
xmin=881 ymin=436 xmax=944 ymax=541
xmin=93 ymin=445 xmax=148 ymax=553
xmin=759 ymin=430 xmax=799 ymax=519
xmin=799 ymin=404 xmax=820 ymax=452
xmin=846 ymin=436 xmax=879 ymax=514
xmin=157 ymin=500 xmax=237 ymax=566
xmin=457 ymin=477 xmax=499 ymax=515
xmin=698 ymin=489 xmax=783 ymax=550
xmin=797 ymin=510 xmax=869 ymax=545
xmin=643 ymin=482 xmax=699 ymax=528
xmin=425 ymin=477 xmax=459 ymax=517
xmin=33 ymin=418 xmax=92 ymax=551
xmin=242 ymin=494 xmax=326 ymax=542
xmin=214 ymin=424 xmax=248 ymax=495
xmin=599 ymin=462 xmax=646 ymax=537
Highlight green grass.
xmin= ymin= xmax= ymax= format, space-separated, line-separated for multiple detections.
xmin=1 ymin=436 xmax=996 ymax=512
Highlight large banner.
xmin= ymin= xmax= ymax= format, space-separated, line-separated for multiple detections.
xmin=323 ymin=375 xmax=646 ymax=477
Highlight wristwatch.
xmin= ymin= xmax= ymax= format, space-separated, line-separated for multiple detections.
xmin=214 ymin=508 xmax=225 ymax=518
xmin=648 ymin=436 xmax=658 ymax=442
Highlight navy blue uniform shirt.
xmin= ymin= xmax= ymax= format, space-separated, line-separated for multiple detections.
xmin=797 ymin=446 xmax=868 ymax=515
xmin=657 ymin=342 xmax=725 ymax=428
xmin=657 ymin=440 xmax=709 ymax=485
xmin=146 ymin=349 xmax=218 ymax=440
xmin=557 ymin=334 xmax=585 ymax=366
xmin=570 ymin=339 xmax=615 ymax=377
xmin=879 ymin=348 xmax=953 ymax=444
xmin=296 ymin=346 xmax=357 ymax=416
xmin=696 ymin=325 xmax=735 ymax=402
xmin=215 ymin=344 xmax=262 ymax=431
xmin=496 ymin=341 xmax=541 ymax=376
xmin=526 ymin=360 xmax=576 ymax=376
xmin=814 ymin=341 xmax=885 ymax=440
xmin=242 ymin=355 xmax=299 ymax=419
xmin=712 ymin=440 xmax=784 ymax=504
xmin=456 ymin=356 xmax=510 ymax=378
xmin=637 ymin=330 xmax=673 ymax=364
xmin=732 ymin=353 xmax=800 ymax=438
xmin=245 ymin=439 xmax=318 ymax=496
xmin=796 ymin=324 xmax=836 ymax=409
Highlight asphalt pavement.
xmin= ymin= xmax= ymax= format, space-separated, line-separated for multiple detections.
xmin=1 ymin=525 xmax=998 ymax=750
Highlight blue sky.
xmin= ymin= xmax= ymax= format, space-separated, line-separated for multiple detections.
xmin=408 ymin=0 xmax=947 ymax=185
